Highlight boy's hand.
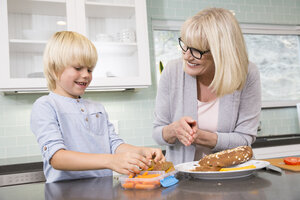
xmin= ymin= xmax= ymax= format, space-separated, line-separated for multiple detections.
xmin=140 ymin=147 xmax=165 ymax=163
xmin=110 ymin=152 xmax=149 ymax=176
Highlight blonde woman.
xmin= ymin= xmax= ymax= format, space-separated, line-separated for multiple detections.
xmin=153 ymin=8 xmax=261 ymax=165
xmin=31 ymin=31 xmax=164 ymax=182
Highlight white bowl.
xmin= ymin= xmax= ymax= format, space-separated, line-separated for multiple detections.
xmin=23 ymin=29 xmax=53 ymax=40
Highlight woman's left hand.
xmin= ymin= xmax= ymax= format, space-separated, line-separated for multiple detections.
xmin=192 ymin=129 xmax=218 ymax=148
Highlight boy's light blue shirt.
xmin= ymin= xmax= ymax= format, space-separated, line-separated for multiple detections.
xmin=30 ymin=92 xmax=124 ymax=183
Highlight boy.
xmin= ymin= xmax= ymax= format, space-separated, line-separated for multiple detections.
xmin=31 ymin=31 xmax=164 ymax=183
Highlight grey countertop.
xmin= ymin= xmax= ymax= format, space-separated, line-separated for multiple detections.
xmin=0 ymin=169 xmax=298 ymax=200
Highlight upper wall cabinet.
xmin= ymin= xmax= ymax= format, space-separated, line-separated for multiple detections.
xmin=0 ymin=0 xmax=151 ymax=93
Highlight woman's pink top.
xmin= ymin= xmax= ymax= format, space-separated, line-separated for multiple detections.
xmin=194 ymin=98 xmax=219 ymax=161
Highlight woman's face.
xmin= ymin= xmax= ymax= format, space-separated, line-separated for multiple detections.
xmin=182 ymin=47 xmax=215 ymax=78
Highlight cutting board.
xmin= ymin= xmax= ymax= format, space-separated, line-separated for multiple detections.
xmin=263 ymin=158 xmax=300 ymax=172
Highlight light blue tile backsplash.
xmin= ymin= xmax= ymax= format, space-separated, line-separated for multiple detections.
xmin=0 ymin=0 xmax=299 ymax=159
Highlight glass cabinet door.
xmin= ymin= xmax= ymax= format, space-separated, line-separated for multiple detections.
xmin=84 ymin=0 xmax=151 ymax=88
xmin=85 ymin=0 xmax=136 ymax=79
xmin=0 ymin=0 xmax=150 ymax=92
xmin=7 ymin=0 xmax=67 ymax=80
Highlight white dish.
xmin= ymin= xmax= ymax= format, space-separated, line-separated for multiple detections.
xmin=175 ymin=160 xmax=270 ymax=180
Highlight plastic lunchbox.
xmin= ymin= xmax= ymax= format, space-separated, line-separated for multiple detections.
xmin=119 ymin=170 xmax=177 ymax=190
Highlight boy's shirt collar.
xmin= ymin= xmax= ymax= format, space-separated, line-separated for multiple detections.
xmin=50 ymin=92 xmax=82 ymax=103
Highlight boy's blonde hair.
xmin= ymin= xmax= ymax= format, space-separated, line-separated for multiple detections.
xmin=180 ymin=8 xmax=249 ymax=96
xmin=43 ymin=31 xmax=98 ymax=91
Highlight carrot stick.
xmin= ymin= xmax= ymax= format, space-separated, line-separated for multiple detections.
xmin=122 ymin=182 xmax=135 ymax=189
xmin=135 ymin=183 xmax=156 ymax=189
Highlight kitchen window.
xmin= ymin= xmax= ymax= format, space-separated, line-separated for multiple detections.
xmin=152 ymin=21 xmax=300 ymax=108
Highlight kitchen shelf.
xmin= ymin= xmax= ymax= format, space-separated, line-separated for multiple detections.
xmin=85 ymin=2 xmax=135 ymax=18
xmin=94 ymin=42 xmax=137 ymax=55
xmin=9 ymin=39 xmax=47 ymax=53
xmin=8 ymin=0 xmax=66 ymax=16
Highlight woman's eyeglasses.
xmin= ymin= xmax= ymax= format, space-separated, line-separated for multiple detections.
xmin=178 ymin=37 xmax=210 ymax=60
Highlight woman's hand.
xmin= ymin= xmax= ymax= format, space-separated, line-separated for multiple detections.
xmin=110 ymin=152 xmax=150 ymax=176
xmin=192 ymin=129 xmax=218 ymax=148
xmin=163 ymin=116 xmax=197 ymax=146
xmin=139 ymin=147 xmax=166 ymax=163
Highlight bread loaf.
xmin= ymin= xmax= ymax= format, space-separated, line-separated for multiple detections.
xmin=148 ymin=160 xmax=175 ymax=172
xmin=194 ymin=146 xmax=253 ymax=171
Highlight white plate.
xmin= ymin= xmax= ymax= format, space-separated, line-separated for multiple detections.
xmin=175 ymin=160 xmax=270 ymax=180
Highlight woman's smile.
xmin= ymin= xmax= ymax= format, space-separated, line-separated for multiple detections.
xmin=187 ymin=61 xmax=200 ymax=67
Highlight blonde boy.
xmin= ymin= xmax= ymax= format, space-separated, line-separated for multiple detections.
xmin=31 ymin=31 xmax=164 ymax=183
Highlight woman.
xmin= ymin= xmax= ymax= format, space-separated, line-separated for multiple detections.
xmin=153 ymin=8 xmax=261 ymax=165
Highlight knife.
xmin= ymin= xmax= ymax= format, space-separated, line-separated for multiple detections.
xmin=265 ymin=164 xmax=282 ymax=174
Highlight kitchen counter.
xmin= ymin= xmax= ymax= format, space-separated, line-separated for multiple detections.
xmin=0 ymin=169 xmax=298 ymax=200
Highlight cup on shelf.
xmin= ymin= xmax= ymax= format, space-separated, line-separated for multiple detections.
xmin=119 ymin=28 xmax=135 ymax=43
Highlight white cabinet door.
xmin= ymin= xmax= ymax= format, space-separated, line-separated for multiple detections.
xmin=0 ymin=0 xmax=151 ymax=93
xmin=84 ymin=0 xmax=151 ymax=90
xmin=0 ymin=0 xmax=67 ymax=92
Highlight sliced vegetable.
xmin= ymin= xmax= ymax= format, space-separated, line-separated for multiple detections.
xmin=122 ymin=182 xmax=135 ymax=189
xmin=165 ymin=166 xmax=174 ymax=173
xmin=219 ymin=165 xmax=256 ymax=171
xmin=135 ymin=183 xmax=156 ymax=189
xmin=284 ymin=157 xmax=300 ymax=165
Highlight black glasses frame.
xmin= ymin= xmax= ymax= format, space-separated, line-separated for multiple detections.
xmin=178 ymin=37 xmax=210 ymax=60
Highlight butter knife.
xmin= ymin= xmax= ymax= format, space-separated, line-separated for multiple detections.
xmin=265 ymin=164 xmax=282 ymax=174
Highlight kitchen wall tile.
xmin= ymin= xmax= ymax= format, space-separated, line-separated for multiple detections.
xmin=0 ymin=136 xmax=17 ymax=147
xmin=4 ymin=126 xmax=30 ymax=136
xmin=141 ymin=119 xmax=153 ymax=129
xmin=0 ymin=95 xmax=17 ymax=105
xmin=150 ymin=7 xmax=164 ymax=17
xmin=0 ymin=127 xmax=5 ymax=137
xmin=167 ymin=0 xmax=181 ymax=9
xmin=143 ymin=135 xmax=156 ymax=146
xmin=17 ymin=136 xmax=36 ymax=145
xmin=123 ymin=135 xmax=145 ymax=146
xmin=0 ymin=148 xmax=6 ymax=159
xmin=149 ymin=0 xmax=166 ymax=8
xmin=231 ymin=0 xmax=245 ymax=5
xmin=6 ymin=146 xmax=28 ymax=158
xmin=269 ymin=0 xmax=282 ymax=6
xmin=252 ymin=5 xmax=265 ymax=13
xmin=148 ymin=0 xmax=299 ymax=24
xmin=123 ymin=119 xmax=143 ymax=129
xmin=27 ymin=144 xmax=40 ymax=155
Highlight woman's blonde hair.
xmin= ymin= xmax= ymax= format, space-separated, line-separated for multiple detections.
xmin=180 ymin=8 xmax=249 ymax=96
xmin=43 ymin=31 xmax=98 ymax=91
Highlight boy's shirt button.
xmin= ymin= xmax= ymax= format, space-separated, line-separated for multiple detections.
xmin=43 ymin=146 xmax=47 ymax=151
xmin=96 ymin=114 xmax=99 ymax=118
xmin=81 ymin=108 xmax=84 ymax=112
xmin=85 ymin=117 xmax=88 ymax=121
xmin=77 ymin=99 xmax=80 ymax=103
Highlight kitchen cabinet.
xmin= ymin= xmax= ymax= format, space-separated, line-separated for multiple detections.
xmin=0 ymin=0 xmax=151 ymax=93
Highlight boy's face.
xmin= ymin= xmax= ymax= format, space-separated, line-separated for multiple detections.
xmin=54 ymin=65 xmax=93 ymax=98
